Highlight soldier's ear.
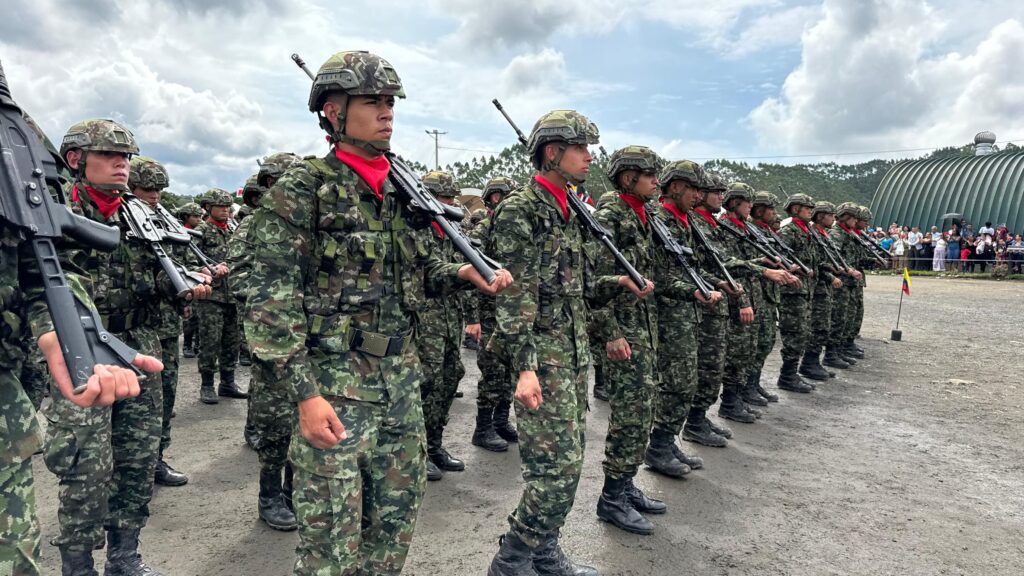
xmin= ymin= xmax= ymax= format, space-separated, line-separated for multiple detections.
xmin=66 ymin=149 xmax=82 ymax=170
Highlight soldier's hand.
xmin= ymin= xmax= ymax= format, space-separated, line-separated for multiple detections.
xmin=515 ymin=371 xmax=543 ymax=409
xmin=38 ymin=332 xmax=161 ymax=407
xmin=298 ymin=396 xmax=348 ymax=449
xmin=850 ymin=269 xmax=863 ymax=281
xmin=214 ymin=262 xmax=230 ymax=278
xmin=619 ymin=276 xmax=654 ymax=299
xmin=185 ymin=273 xmax=214 ymax=301
xmin=695 ymin=289 xmax=723 ymax=306
xmin=459 ymin=265 xmax=513 ymax=296
xmin=183 ymin=306 xmax=193 ymax=319
xmin=718 ymin=281 xmax=744 ymax=297
xmin=465 ymin=323 xmax=481 ymax=342
xmin=831 ymin=277 xmax=843 ymax=289
xmin=606 ymin=338 xmax=632 ymax=361
xmin=738 ymin=306 xmax=755 ymax=325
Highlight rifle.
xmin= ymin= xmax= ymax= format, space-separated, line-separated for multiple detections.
xmin=854 ymin=231 xmax=892 ymax=266
xmin=687 ymin=211 xmax=740 ymax=292
xmin=808 ymin=223 xmax=846 ymax=273
xmin=645 ymin=205 xmax=713 ymax=300
xmin=292 ymin=53 xmax=501 ymax=285
xmin=491 ymin=98 xmax=648 ymax=289
xmin=715 ymin=216 xmax=785 ymax=267
xmin=119 ymin=195 xmax=210 ymax=297
xmin=0 ymin=60 xmax=141 ymax=391
xmin=761 ymin=225 xmax=812 ymax=275
xmin=147 ymin=202 xmax=220 ymax=271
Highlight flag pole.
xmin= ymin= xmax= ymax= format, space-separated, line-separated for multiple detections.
xmin=892 ymin=268 xmax=907 ymax=341
xmin=895 ymin=288 xmax=904 ymax=330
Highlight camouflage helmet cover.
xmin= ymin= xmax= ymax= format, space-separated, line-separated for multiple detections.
xmin=857 ymin=205 xmax=872 ymax=221
xmin=421 ymin=170 xmax=460 ymax=197
xmin=657 ymin=159 xmax=705 ymax=190
xmin=811 ymin=200 xmax=836 ymax=218
xmin=177 ymin=202 xmax=204 ymax=218
xmin=307 ymin=51 xmax=405 ymax=113
xmin=724 ymin=182 xmax=755 ymax=204
xmin=205 ymin=188 xmax=234 ymax=207
xmin=257 ymin=152 xmax=300 ymax=187
xmin=60 ymin=118 xmax=139 ymax=160
xmin=526 ymin=110 xmax=600 ymax=167
xmin=483 ymin=175 xmax=514 ymax=207
xmin=128 ymin=156 xmax=169 ymax=191
xmin=752 ymin=191 xmax=779 ymax=208
xmin=703 ymin=172 xmax=729 ymax=192
xmin=606 ymin=145 xmax=662 ymax=188
xmin=784 ymin=193 xmax=815 ymax=211
xmin=242 ymin=174 xmax=265 ymax=205
xmin=836 ymin=201 xmax=860 ymax=219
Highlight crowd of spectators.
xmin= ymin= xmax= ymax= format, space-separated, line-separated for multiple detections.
xmin=868 ymin=218 xmax=1024 ymax=274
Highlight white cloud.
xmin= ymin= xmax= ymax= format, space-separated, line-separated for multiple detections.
xmin=749 ymin=0 xmax=1024 ymax=156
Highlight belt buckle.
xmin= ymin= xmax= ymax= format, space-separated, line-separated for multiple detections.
xmin=358 ymin=331 xmax=391 ymax=357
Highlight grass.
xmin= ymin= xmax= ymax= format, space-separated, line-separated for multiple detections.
xmin=867 ymin=269 xmax=1024 ymax=281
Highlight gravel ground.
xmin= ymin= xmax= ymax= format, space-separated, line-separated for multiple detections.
xmin=31 ymin=275 xmax=1024 ymax=575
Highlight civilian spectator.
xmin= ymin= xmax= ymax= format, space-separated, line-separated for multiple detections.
xmin=977 ymin=235 xmax=995 ymax=273
xmin=947 ymin=232 xmax=961 ymax=273
xmin=907 ymin=226 xmax=922 ymax=270
xmin=979 ymin=221 xmax=995 ymax=237
xmin=880 ymin=234 xmax=894 ymax=253
xmin=892 ymin=232 xmax=907 ymax=270
xmin=963 ymin=223 xmax=976 ymax=241
xmin=1009 ymin=235 xmax=1024 ymax=274
xmin=996 ymin=225 xmax=1010 ymax=243
xmin=888 ymin=222 xmax=901 ymax=236
xmin=930 ymin=225 xmax=941 ymax=243
xmin=918 ymin=234 xmax=933 ymax=271
xmin=933 ymin=233 xmax=947 ymax=271
xmin=961 ymin=239 xmax=973 ymax=273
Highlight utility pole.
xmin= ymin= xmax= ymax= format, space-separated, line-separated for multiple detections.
xmin=425 ymin=129 xmax=447 ymax=169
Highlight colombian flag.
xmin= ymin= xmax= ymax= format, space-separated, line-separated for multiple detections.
xmin=902 ymin=268 xmax=911 ymax=296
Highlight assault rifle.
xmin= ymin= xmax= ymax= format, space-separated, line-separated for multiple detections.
xmin=0 ymin=59 xmax=141 ymax=391
xmin=491 ymin=98 xmax=648 ymax=290
xmin=853 ymin=231 xmax=891 ymax=266
xmin=715 ymin=216 xmax=785 ymax=267
xmin=761 ymin=225 xmax=812 ymax=276
xmin=120 ymin=195 xmax=210 ymax=297
xmin=646 ymin=205 xmax=713 ymax=300
xmin=746 ymin=219 xmax=807 ymax=274
xmin=687 ymin=211 xmax=740 ymax=292
xmin=147 ymin=202 xmax=220 ymax=271
xmin=292 ymin=53 xmax=501 ymax=285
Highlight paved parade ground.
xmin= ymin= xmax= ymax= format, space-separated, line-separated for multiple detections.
xmin=31 ymin=275 xmax=1024 ymax=575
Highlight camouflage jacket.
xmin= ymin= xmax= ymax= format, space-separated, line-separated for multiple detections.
xmin=226 ymin=214 xmax=256 ymax=305
xmin=153 ymin=238 xmax=187 ymax=340
xmin=690 ymin=208 xmax=764 ymax=316
xmin=236 ymin=203 xmax=255 ymax=222
xmin=244 ymin=153 xmax=465 ymax=402
xmin=488 ymin=177 xmax=620 ymax=372
xmin=716 ymin=213 xmax=767 ymax=313
xmin=463 ymin=212 xmax=496 ymax=326
xmin=830 ymin=224 xmax=869 ymax=287
xmin=811 ymin=225 xmax=841 ymax=288
xmin=779 ymin=218 xmax=827 ymax=297
xmin=190 ymin=219 xmax=233 ymax=303
xmin=752 ymin=220 xmax=781 ymax=305
xmin=417 ymin=225 xmax=470 ymax=351
xmin=651 ymin=204 xmax=715 ymax=327
xmin=591 ymin=192 xmax=657 ymax=349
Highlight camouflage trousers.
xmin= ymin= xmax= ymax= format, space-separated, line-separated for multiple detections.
xmin=753 ymin=304 xmax=778 ymax=372
xmin=652 ymin=315 xmax=699 ymax=436
xmin=588 ymin=323 xmax=606 ymax=394
xmin=43 ymin=328 xmax=162 ymax=552
xmin=238 ymin=313 xmax=250 ymax=361
xmin=418 ymin=335 xmax=465 ymax=432
xmin=0 ymin=458 xmax=41 ymax=575
xmin=250 ymin=357 xmax=293 ymax=472
xmin=509 ymin=364 xmax=587 ymax=549
xmin=778 ymin=293 xmax=812 ymax=362
xmin=196 ymin=300 xmax=238 ymax=375
xmin=183 ymin=313 xmax=198 ymax=350
xmin=849 ymin=284 xmax=865 ymax=340
xmin=692 ymin=312 xmax=729 ymax=411
xmin=603 ymin=345 xmax=655 ymax=480
xmin=476 ymin=318 xmax=512 ymax=409
xmin=808 ymin=284 xmax=833 ymax=352
xmin=723 ymin=308 xmax=758 ymax=395
xmin=158 ymin=336 xmax=179 ymax=456
xmin=289 ymin=350 xmax=426 ymax=576
xmin=829 ymin=285 xmax=853 ymax=347
xmin=19 ymin=346 xmax=47 ymax=411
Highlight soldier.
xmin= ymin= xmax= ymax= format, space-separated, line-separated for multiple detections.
xmin=829 ymin=203 xmax=869 ymax=366
xmin=486 ymin=111 xmax=650 ymax=575
xmin=749 ymin=192 xmax=786 ymax=403
xmin=848 ymin=206 xmax=874 ymax=356
xmin=418 ymin=170 xmax=472 ymax=480
xmin=717 ymin=183 xmax=799 ymax=423
xmin=192 ymin=188 xmax=247 ymax=404
xmin=52 ymin=118 xmax=212 ymax=575
xmin=644 ymin=160 xmax=722 ymax=479
xmin=237 ymin=175 xmax=264 ymax=223
xmin=128 ymin=156 xmax=190 ymax=487
xmin=776 ymin=193 xmax=822 ymax=393
xmin=809 ymin=202 xmax=861 ymax=374
xmin=799 ymin=201 xmax=847 ymax=381
xmin=244 ymin=51 xmax=509 ymax=574
xmin=177 ymin=203 xmax=203 ymax=358
xmin=470 ymin=176 xmax=519 ymax=453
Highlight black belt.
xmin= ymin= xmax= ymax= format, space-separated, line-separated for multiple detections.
xmin=349 ymin=328 xmax=410 ymax=358
xmin=100 ymin=310 xmax=145 ymax=333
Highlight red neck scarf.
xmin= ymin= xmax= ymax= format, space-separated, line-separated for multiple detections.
xmin=755 ymin=220 xmax=773 ymax=232
xmin=184 ymin=223 xmax=194 ymax=229
xmin=692 ymin=207 xmax=718 ymax=228
xmin=723 ymin=214 xmax=746 ymax=230
xmin=208 ymin=218 xmax=229 ymax=231
xmin=619 ymin=194 xmax=647 ymax=226
xmin=661 ymin=201 xmax=689 ymax=228
xmin=335 ymin=148 xmax=391 ymax=201
xmin=815 ymin=224 xmax=829 ymax=236
xmin=431 ymin=221 xmax=445 ymax=239
xmin=792 ymin=218 xmax=810 ymax=235
xmin=72 ymin=184 xmax=121 ymax=219
xmin=533 ymin=175 xmax=569 ymax=221
xmin=839 ymin=222 xmax=857 ymax=235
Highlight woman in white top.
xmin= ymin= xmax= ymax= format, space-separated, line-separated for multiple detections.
xmin=892 ymin=233 xmax=907 ymax=270
xmin=933 ymin=234 xmax=947 ymax=271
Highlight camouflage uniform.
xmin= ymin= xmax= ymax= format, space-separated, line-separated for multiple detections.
xmin=46 ymin=119 xmax=183 ymax=573
xmin=829 ymin=203 xmax=866 ymax=361
xmin=806 ymin=202 xmax=846 ymax=373
xmin=244 ymin=52 xmax=470 ymax=574
xmin=178 ymin=202 xmax=204 ymax=358
xmin=18 ymin=345 xmax=47 ymax=410
xmin=750 ymin=192 xmax=784 ymax=402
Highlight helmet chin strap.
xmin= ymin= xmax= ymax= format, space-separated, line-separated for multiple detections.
xmin=77 ymin=154 xmax=129 ymax=195
xmin=543 ymin=143 xmax=587 ymax=184
xmin=319 ymin=108 xmax=391 ymax=156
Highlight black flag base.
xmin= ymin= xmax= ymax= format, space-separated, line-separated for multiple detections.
xmin=891 ymin=329 xmax=902 ymax=341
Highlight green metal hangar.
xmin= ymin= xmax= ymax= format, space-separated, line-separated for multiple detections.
xmin=870 ymin=132 xmax=1024 ymax=232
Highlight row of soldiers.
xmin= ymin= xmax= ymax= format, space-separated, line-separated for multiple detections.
xmin=0 ymin=48 xmax=882 ymax=576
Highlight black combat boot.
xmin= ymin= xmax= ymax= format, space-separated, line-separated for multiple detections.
xmin=472 ymin=404 xmax=509 ymax=452
xmin=596 ymin=476 xmax=654 ymax=535
xmin=153 ymin=459 xmax=188 ymax=487
xmin=845 ymin=338 xmax=865 ymax=358
xmin=644 ymin=428 xmax=691 ymax=478
xmin=493 ymin=399 xmax=519 ymax=443
xmin=707 ymin=419 xmax=733 ymax=439
xmin=777 ymin=358 xmax=814 ymax=393
xmin=798 ymin=350 xmax=830 ymax=381
xmin=283 ymin=462 xmax=294 ymax=512
xmin=532 ymin=531 xmax=599 ymax=576
xmin=823 ymin=346 xmax=851 ymax=369
xmin=741 ymin=378 xmax=769 ymax=407
xmin=238 ymin=351 xmax=252 ymax=367
xmin=60 ymin=548 xmax=97 ymax=576
xmin=244 ymin=421 xmax=260 ymax=450
xmin=682 ymin=408 xmax=728 ymax=447
xmin=751 ymin=370 xmax=779 ymax=403
xmin=624 ymin=478 xmax=666 ymax=514
xmin=463 ymin=333 xmax=480 ymax=351
xmin=718 ymin=390 xmax=756 ymax=423
xmin=103 ymin=529 xmax=164 ymax=576
xmin=218 ymin=370 xmax=249 ymax=399
xmin=836 ymin=346 xmax=858 ymax=365
xmin=199 ymin=372 xmax=218 ymax=404
xmin=592 ymin=364 xmax=608 ymax=401
xmin=427 ymin=427 xmax=465 ymax=471
xmin=487 ymin=533 xmax=539 ymax=576
xmin=258 ymin=468 xmax=297 ymax=531
xmin=426 ymin=458 xmax=443 ymax=481
xmin=670 ymin=443 xmax=704 ymax=470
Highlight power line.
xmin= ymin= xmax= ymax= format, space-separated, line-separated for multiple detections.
xmin=424 ymin=129 xmax=448 ymax=169
xmin=438 ymin=145 xmax=502 ymax=154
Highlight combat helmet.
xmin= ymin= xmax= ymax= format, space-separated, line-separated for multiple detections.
xmin=128 ymin=156 xmax=169 ymax=191
xmin=421 ymin=170 xmax=460 ymax=198
xmin=242 ymin=174 xmax=265 ymax=207
xmin=60 ymin=119 xmax=139 ymax=193
xmin=657 ymin=160 xmax=705 ymax=192
xmin=257 ymin=152 xmax=300 ymax=188
xmin=606 ymin=145 xmax=662 ymax=192
xmin=836 ymin=202 xmax=860 ymax=219
xmin=811 ymin=201 xmax=835 ymax=219
xmin=784 ymin=193 xmax=815 ymax=212
xmin=483 ymin=176 xmax=515 ymax=208
xmin=308 ymin=51 xmax=404 ymax=153
xmin=857 ymin=205 xmax=872 ymax=222
xmin=752 ymin=191 xmax=779 ymax=208
xmin=724 ymin=182 xmax=755 ymax=205
xmin=177 ymin=202 xmax=203 ymax=219
xmin=205 ymin=188 xmax=234 ymax=207
xmin=526 ymin=110 xmax=599 ymax=182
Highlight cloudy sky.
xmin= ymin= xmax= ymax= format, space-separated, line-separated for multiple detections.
xmin=2 ymin=0 xmax=1022 ymax=195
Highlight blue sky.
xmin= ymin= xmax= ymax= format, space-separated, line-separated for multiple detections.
xmin=2 ymin=0 xmax=1022 ymax=195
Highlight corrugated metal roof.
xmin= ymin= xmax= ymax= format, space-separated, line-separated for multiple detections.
xmin=870 ymin=151 xmax=1024 ymax=231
